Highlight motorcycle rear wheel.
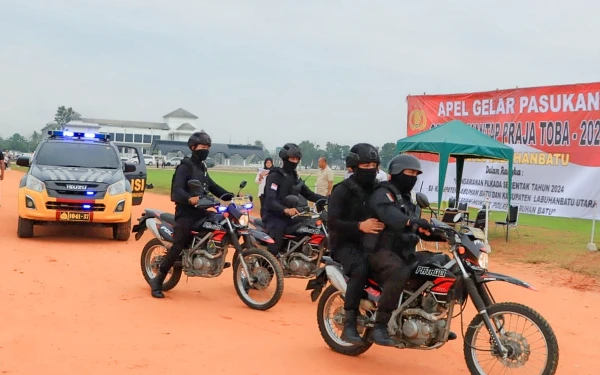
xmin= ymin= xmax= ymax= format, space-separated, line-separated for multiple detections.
xmin=317 ymin=285 xmax=373 ymax=356
xmin=140 ymin=238 xmax=182 ymax=291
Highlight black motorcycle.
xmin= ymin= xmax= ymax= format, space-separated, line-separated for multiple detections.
xmin=249 ymin=195 xmax=330 ymax=279
xmin=307 ymin=192 xmax=559 ymax=374
xmin=133 ymin=180 xmax=284 ymax=311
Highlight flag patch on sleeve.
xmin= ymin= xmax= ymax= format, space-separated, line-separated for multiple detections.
xmin=271 ymin=183 xmax=278 ymax=191
xmin=386 ymin=192 xmax=395 ymax=202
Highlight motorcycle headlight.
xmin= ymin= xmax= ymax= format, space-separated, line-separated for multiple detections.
xmin=107 ymin=180 xmax=127 ymax=195
xmin=238 ymin=214 xmax=249 ymax=227
xmin=478 ymin=252 xmax=489 ymax=270
xmin=26 ymin=175 xmax=46 ymax=192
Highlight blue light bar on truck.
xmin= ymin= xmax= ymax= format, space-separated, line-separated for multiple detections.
xmin=47 ymin=130 xmax=110 ymax=141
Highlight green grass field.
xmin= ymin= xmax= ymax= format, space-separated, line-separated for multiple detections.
xmin=144 ymin=169 xmax=600 ymax=277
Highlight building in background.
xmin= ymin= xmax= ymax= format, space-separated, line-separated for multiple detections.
xmin=42 ymin=107 xmax=265 ymax=166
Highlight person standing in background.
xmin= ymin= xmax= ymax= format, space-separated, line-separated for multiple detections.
xmin=0 ymin=148 xmax=5 ymax=181
xmin=255 ymin=157 xmax=273 ymax=217
xmin=375 ymin=165 xmax=388 ymax=182
xmin=315 ymin=157 xmax=334 ymax=197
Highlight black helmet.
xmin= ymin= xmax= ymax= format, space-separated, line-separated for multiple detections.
xmin=388 ymin=153 xmax=423 ymax=175
xmin=278 ymin=143 xmax=302 ymax=160
xmin=187 ymin=131 xmax=212 ymax=150
xmin=345 ymin=143 xmax=380 ymax=169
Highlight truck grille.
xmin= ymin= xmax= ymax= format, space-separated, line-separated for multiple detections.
xmin=45 ymin=202 xmax=106 ymax=212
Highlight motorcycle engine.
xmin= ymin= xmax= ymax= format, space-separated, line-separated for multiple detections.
xmin=396 ymin=294 xmax=448 ymax=347
xmin=183 ymin=240 xmax=225 ymax=277
xmin=285 ymin=243 xmax=318 ymax=278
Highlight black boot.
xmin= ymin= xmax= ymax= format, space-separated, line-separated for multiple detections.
xmin=448 ymin=331 xmax=457 ymax=340
xmin=341 ymin=310 xmax=364 ymax=344
xmin=150 ymin=271 xmax=167 ymax=298
xmin=370 ymin=312 xmax=396 ymax=346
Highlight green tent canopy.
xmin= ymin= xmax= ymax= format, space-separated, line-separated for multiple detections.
xmin=396 ymin=120 xmax=515 ymax=236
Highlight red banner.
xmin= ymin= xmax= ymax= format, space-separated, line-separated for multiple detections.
xmin=406 ymin=82 xmax=600 ymax=167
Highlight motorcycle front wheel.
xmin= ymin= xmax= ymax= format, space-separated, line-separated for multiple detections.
xmin=140 ymin=238 xmax=182 ymax=291
xmin=464 ymin=302 xmax=559 ymax=375
xmin=232 ymin=247 xmax=284 ymax=311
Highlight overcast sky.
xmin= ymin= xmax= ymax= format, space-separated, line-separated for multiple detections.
xmin=1 ymin=0 xmax=598 ymax=150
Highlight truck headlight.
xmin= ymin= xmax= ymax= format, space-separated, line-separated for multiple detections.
xmin=107 ymin=180 xmax=127 ymax=195
xmin=26 ymin=175 xmax=46 ymax=192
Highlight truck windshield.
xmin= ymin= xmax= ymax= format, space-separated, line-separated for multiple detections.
xmin=35 ymin=142 xmax=121 ymax=169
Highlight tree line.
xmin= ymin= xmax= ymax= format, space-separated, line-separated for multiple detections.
xmin=3 ymin=105 xmax=398 ymax=168
xmin=255 ymin=140 xmax=397 ymax=169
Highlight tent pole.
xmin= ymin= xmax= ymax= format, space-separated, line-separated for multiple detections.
xmin=485 ymin=194 xmax=490 ymax=244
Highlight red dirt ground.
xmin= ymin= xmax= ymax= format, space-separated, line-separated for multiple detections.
xmin=1 ymin=170 xmax=598 ymax=374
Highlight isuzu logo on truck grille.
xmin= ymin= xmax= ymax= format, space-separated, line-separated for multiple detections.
xmin=66 ymin=184 xmax=88 ymax=190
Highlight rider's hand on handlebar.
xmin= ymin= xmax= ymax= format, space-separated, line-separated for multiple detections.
xmin=284 ymin=208 xmax=300 ymax=216
xmin=189 ymin=196 xmax=200 ymax=205
xmin=359 ymin=218 xmax=385 ymax=234
xmin=410 ymin=218 xmax=432 ymax=236
xmin=206 ymin=207 xmax=217 ymax=213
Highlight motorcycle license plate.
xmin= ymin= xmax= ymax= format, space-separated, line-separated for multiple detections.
xmin=58 ymin=212 xmax=91 ymax=222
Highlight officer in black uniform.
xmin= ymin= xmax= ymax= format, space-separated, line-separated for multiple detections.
xmin=366 ymin=153 xmax=454 ymax=345
xmin=262 ymin=143 xmax=326 ymax=256
xmin=328 ymin=143 xmax=383 ymax=344
xmin=150 ymin=131 xmax=234 ymax=299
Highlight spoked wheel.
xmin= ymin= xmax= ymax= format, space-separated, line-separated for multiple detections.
xmin=140 ymin=238 xmax=182 ymax=291
xmin=233 ymin=247 xmax=284 ymax=311
xmin=316 ymin=285 xmax=373 ymax=356
xmin=464 ymin=302 xmax=559 ymax=375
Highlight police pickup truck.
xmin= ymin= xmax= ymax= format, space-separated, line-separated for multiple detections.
xmin=16 ymin=130 xmax=148 ymax=240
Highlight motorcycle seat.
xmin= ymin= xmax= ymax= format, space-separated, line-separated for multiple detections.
xmin=143 ymin=209 xmax=164 ymax=219
xmin=159 ymin=213 xmax=176 ymax=226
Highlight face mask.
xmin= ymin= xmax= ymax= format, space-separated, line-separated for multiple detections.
xmin=353 ymin=168 xmax=377 ymax=186
xmin=193 ymin=149 xmax=209 ymax=161
xmin=283 ymin=159 xmax=298 ymax=172
xmin=391 ymin=173 xmax=418 ymax=194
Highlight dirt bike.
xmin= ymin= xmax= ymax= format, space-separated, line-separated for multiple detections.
xmin=306 ymin=192 xmax=559 ymax=375
xmin=133 ymin=179 xmax=285 ymax=311
xmin=249 ymin=195 xmax=330 ymax=279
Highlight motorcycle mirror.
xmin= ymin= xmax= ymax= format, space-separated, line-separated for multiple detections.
xmin=284 ymin=195 xmax=300 ymax=208
xmin=453 ymin=212 xmax=463 ymax=223
xmin=415 ymin=192 xmax=430 ymax=209
xmin=239 ymin=180 xmax=247 ymax=189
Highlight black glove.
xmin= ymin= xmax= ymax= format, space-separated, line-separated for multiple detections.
xmin=220 ymin=193 xmax=235 ymax=201
xmin=411 ymin=218 xmax=432 ymax=232
xmin=315 ymin=198 xmax=327 ymax=213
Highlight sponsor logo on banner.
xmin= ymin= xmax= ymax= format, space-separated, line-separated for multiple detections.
xmin=406 ymin=82 xmax=600 ymax=219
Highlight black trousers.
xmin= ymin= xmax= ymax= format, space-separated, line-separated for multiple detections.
xmin=259 ymin=195 xmax=266 ymax=218
xmin=368 ymin=248 xmax=411 ymax=315
xmin=332 ymin=246 xmax=369 ymax=311
xmin=159 ymin=217 xmax=195 ymax=274
xmin=264 ymin=216 xmax=290 ymax=255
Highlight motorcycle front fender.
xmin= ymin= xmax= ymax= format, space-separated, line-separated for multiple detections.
xmin=479 ymin=271 xmax=537 ymax=291
xmin=248 ymin=228 xmax=275 ymax=244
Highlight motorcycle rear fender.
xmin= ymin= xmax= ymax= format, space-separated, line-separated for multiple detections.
xmin=146 ymin=218 xmax=172 ymax=249
xmin=326 ymin=265 xmax=347 ymax=294
xmin=305 ymin=267 xmax=328 ymax=302
xmin=479 ymin=271 xmax=537 ymax=291
xmin=248 ymin=228 xmax=275 ymax=244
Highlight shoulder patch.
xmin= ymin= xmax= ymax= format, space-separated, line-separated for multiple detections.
xmin=386 ymin=192 xmax=395 ymax=202
xmin=271 ymin=183 xmax=278 ymax=191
